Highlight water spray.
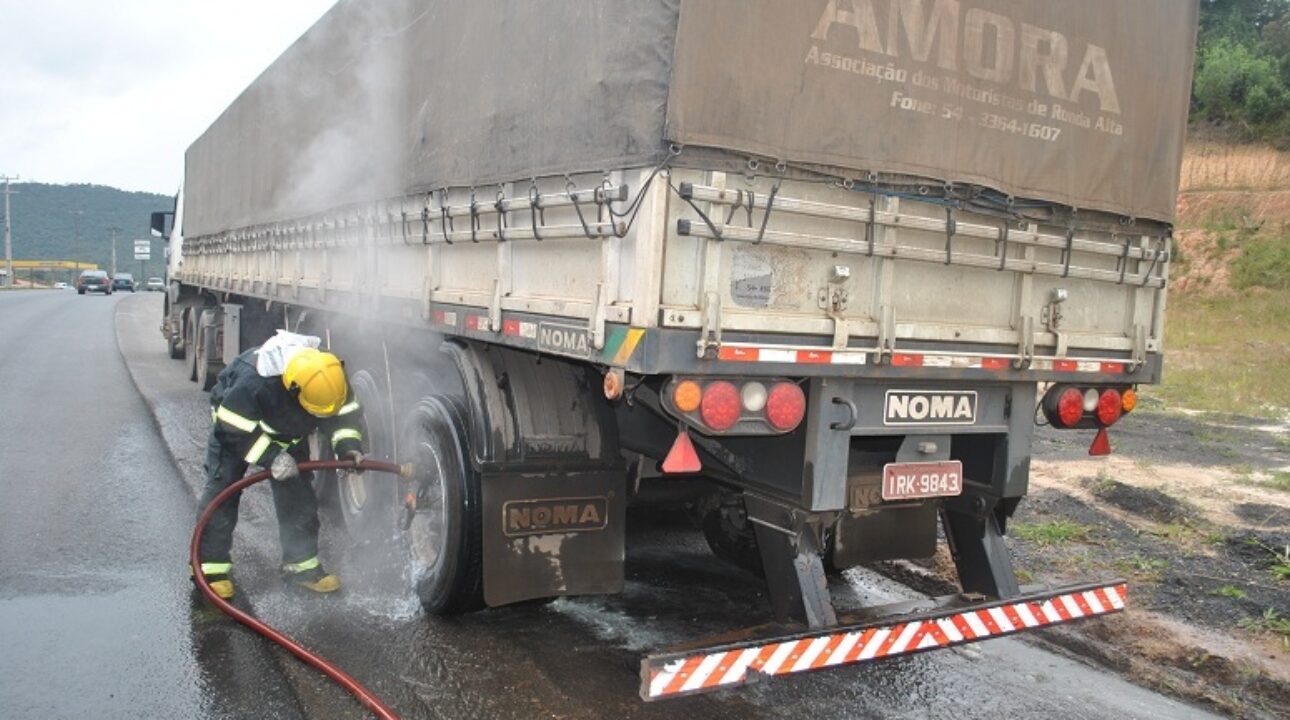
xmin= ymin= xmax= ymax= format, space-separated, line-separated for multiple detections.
xmin=190 ymin=459 xmax=414 ymax=720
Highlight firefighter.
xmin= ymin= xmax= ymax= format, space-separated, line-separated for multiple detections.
xmin=193 ymin=332 xmax=365 ymax=599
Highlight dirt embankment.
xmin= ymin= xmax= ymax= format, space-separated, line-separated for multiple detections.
xmin=1172 ymin=142 xmax=1290 ymax=295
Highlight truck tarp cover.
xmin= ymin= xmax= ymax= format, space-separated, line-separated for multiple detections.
xmin=184 ymin=0 xmax=1197 ymax=237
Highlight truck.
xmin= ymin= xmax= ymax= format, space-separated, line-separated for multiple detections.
xmin=156 ymin=0 xmax=1198 ymax=700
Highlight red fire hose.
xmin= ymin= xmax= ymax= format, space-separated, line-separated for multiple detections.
xmin=190 ymin=459 xmax=413 ymax=720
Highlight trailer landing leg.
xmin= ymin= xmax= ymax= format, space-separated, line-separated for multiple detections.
xmin=942 ymin=504 xmax=1021 ymax=599
xmin=746 ymin=495 xmax=837 ymax=629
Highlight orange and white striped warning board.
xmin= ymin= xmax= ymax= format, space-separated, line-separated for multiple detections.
xmin=642 ymin=582 xmax=1126 ymax=700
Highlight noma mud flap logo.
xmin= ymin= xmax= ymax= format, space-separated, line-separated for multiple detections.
xmin=503 ymin=496 xmax=609 ymax=537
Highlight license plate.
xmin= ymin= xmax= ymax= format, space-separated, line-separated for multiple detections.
xmin=881 ymin=460 xmax=963 ymax=501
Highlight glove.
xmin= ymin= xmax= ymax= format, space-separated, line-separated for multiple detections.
xmin=270 ymin=452 xmax=299 ymax=482
xmin=345 ymin=450 xmax=365 ymax=472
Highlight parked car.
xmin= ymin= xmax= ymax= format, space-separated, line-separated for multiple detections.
xmin=145 ymin=277 xmax=165 ymax=292
xmin=112 ymin=273 xmax=136 ymax=292
xmin=77 ymin=270 xmax=112 ymax=295
xmin=53 ymin=282 xmax=69 ymax=289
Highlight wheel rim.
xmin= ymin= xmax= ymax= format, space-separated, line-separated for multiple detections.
xmin=340 ymin=467 xmax=369 ymax=513
xmin=407 ymin=437 xmax=449 ymax=576
xmin=336 ymin=369 xmax=389 ymax=527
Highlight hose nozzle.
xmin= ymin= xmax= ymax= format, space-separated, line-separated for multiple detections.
xmin=398 ymin=462 xmax=416 ymax=478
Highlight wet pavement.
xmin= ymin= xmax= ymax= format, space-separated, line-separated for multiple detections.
xmin=2 ymin=290 xmax=1219 ymax=719
xmin=0 ymin=290 xmax=302 ymax=719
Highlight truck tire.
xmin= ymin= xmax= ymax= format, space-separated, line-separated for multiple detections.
xmin=327 ymin=368 xmax=398 ymax=542
xmin=195 ymin=309 xmax=219 ymax=391
xmin=404 ymin=394 xmax=483 ymax=614
xmin=168 ymin=331 xmax=184 ymax=360
xmin=186 ymin=309 xmax=199 ymax=382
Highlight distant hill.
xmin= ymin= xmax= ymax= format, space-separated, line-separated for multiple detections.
xmin=2 ymin=183 xmax=173 ymax=278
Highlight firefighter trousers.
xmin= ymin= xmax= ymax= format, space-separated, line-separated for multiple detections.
xmin=197 ymin=431 xmax=320 ymax=567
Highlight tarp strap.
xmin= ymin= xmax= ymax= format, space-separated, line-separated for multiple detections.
xmin=677 ymin=186 xmax=724 ymax=241
xmin=723 ymin=189 xmax=745 ymax=226
xmin=439 ymin=189 xmax=453 ymax=245
xmin=997 ymin=221 xmax=1010 ymax=271
xmin=754 ymin=180 xmax=781 ymax=245
xmin=1116 ymin=233 xmax=1130 ymax=284
xmin=495 ymin=187 xmax=508 ymax=242
xmin=944 ymin=206 xmax=957 ymax=265
xmin=469 ymin=189 xmax=479 ymax=243
xmin=866 ymin=194 xmax=876 ymax=257
xmin=568 ymin=179 xmax=597 ymax=239
xmin=1141 ymin=235 xmax=1165 ymax=287
xmin=1062 ymin=222 xmax=1076 ymax=278
xmin=594 ymin=185 xmax=610 ymax=235
xmin=529 ymin=181 xmax=545 ymax=241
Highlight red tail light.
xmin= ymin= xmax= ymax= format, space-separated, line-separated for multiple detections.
xmin=699 ymin=381 xmax=741 ymax=431
xmin=1096 ymin=389 xmax=1122 ymax=426
xmin=1056 ymin=388 xmax=1083 ymax=428
xmin=766 ymin=382 xmax=806 ymax=431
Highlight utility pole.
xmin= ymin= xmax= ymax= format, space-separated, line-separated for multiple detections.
xmin=1 ymin=174 xmax=17 ymax=288
xmin=67 ymin=209 xmax=83 ymax=270
xmin=108 ymin=227 xmax=122 ymax=275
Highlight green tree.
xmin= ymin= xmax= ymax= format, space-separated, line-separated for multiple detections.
xmin=1195 ymin=0 xmax=1290 ymax=144
xmin=1194 ymin=37 xmax=1287 ymax=123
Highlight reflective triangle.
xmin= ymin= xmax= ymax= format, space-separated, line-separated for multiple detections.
xmin=662 ymin=430 xmax=702 ymax=474
xmin=1089 ymin=428 xmax=1112 ymax=456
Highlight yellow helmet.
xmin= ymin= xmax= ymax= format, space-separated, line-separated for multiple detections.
xmin=282 ymin=348 xmax=348 ymax=416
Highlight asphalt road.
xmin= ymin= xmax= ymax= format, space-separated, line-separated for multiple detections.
xmin=1 ymin=290 xmax=1218 ymax=719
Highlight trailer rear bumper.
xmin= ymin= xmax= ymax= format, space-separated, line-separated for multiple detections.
xmin=641 ymin=580 xmax=1126 ymax=701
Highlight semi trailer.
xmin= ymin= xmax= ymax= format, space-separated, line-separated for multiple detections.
xmin=157 ymin=0 xmax=1198 ymax=699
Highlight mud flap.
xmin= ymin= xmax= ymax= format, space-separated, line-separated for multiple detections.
xmin=481 ymin=469 xmax=626 ymax=607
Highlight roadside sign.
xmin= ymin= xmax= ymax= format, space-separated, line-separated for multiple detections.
xmin=133 ymin=240 xmax=151 ymax=251
xmin=134 ymin=252 xmax=151 ymax=260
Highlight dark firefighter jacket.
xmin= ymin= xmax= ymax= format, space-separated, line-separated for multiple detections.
xmin=209 ymin=348 xmax=365 ymax=467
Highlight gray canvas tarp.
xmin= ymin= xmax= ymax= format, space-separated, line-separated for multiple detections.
xmin=184 ymin=0 xmax=1197 ymax=238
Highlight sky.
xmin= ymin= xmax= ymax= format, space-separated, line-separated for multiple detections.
xmin=0 ymin=0 xmax=335 ymax=195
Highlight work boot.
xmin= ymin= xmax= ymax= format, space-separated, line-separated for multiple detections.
xmin=283 ymin=560 xmax=340 ymax=593
xmin=190 ymin=563 xmax=235 ymax=600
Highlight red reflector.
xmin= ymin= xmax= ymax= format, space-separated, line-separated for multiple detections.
xmin=1089 ymin=428 xmax=1112 ymax=456
xmin=662 ymin=431 xmax=702 ymax=473
xmin=1096 ymin=389 xmax=1122 ymax=426
xmin=982 ymin=357 xmax=1010 ymax=370
xmin=1056 ymin=388 xmax=1083 ymax=428
xmin=796 ymin=350 xmax=832 ymax=364
xmin=766 ymin=382 xmax=806 ymax=431
xmin=1054 ymin=360 xmax=1079 ymax=372
xmin=719 ymin=346 xmax=759 ymax=362
xmin=700 ymin=381 xmax=741 ymax=431
xmin=891 ymin=353 xmax=924 ymax=367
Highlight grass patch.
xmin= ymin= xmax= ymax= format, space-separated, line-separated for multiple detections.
xmin=1146 ymin=522 xmax=1196 ymax=542
xmin=1214 ymin=584 xmax=1249 ymax=599
xmin=1244 ymin=538 xmax=1290 ymax=581
xmin=1238 ymin=608 xmax=1290 ymax=647
xmin=1011 ymin=521 xmax=1091 ymax=547
xmin=1231 ymin=226 xmax=1290 ymax=291
xmin=1113 ymin=554 xmax=1170 ymax=581
xmin=1146 ymin=290 xmax=1290 ymax=418
xmin=1261 ymin=471 xmax=1290 ymax=493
